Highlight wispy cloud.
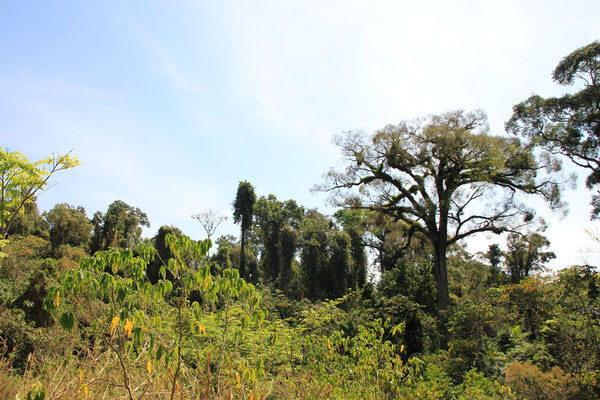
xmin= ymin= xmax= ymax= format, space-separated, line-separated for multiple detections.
xmin=130 ymin=20 xmax=186 ymax=88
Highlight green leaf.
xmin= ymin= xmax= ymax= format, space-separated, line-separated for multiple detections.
xmin=116 ymin=286 xmax=127 ymax=302
xmin=156 ymin=345 xmax=164 ymax=361
xmin=58 ymin=311 xmax=75 ymax=331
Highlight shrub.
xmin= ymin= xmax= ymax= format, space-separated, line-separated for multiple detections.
xmin=504 ymin=360 xmax=581 ymax=399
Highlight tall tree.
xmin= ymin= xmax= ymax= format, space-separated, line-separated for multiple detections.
xmin=319 ymin=110 xmax=563 ymax=347
xmin=191 ymin=209 xmax=227 ymax=240
xmin=278 ymin=224 xmax=299 ymax=294
xmin=0 ymin=148 xmax=79 ymax=239
xmin=485 ymin=243 xmax=505 ymax=286
xmin=147 ymin=225 xmax=182 ymax=284
xmin=233 ymin=181 xmax=256 ymax=280
xmin=300 ymin=210 xmax=330 ymax=300
xmin=505 ymin=232 xmax=556 ymax=283
xmin=333 ymin=208 xmax=368 ymax=289
xmin=44 ymin=203 xmax=92 ymax=251
xmin=253 ymin=194 xmax=304 ymax=284
xmin=90 ymin=200 xmax=150 ymax=253
xmin=506 ymin=41 xmax=600 ymax=218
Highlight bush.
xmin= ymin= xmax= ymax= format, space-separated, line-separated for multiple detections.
xmin=504 ymin=360 xmax=582 ymax=400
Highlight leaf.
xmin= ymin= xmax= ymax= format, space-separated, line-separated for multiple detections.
xmin=117 ymin=286 xmax=127 ymax=302
xmin=59 ymin=312 xmax=75 ymax=331
xmin=54 ymin=290 xmax=60 ymax=307
xmin=124 ymin=319 xmax=134 ymax=338
xmin=156 ymin=345 xmax=164 ymax=361
xmin=241 ymin=315 xmax=250 ymax=330
xmin=148 ymin=333 xmax=155 ymax=352
xmin=269 ymin=332 xmax=277 ymax=346
xmin=147 ymin=360 xmax=152 ymax=375
xmin=109 ymin=316 xmax=120 ymax=336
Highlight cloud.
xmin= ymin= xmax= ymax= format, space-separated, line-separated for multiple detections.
xmin=130 ymin=20 xmax=186 ymax=88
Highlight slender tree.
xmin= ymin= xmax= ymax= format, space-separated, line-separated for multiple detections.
xmin=191 ymin=209 xmax=227 ymax=241
xmin=318 ymin=110 xmax=563 ymax=347
xmin=505 ymin=232 xmax=556 ymax=283
xmin=233 ymin=181 xmax=256 ymax=280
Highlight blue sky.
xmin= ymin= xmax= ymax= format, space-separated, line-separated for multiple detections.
xmin=2 ymin=1 xmax=599 ymax=269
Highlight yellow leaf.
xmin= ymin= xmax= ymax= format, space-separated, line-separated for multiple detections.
xmin=124 ymin=319 xmax=134 ymax=338
xmin=147 ymin=360 xmax=152 ymax=375
xmin=83 ymin=384 xmax=89 ymax=400
xmin=55 ymin=291 xmax=60 ymax=307
xmin=249 ymin=391 xmax=254 ymax=400
xmin=400 ymin=345 xmax=405 ymax=353
xmin=198 ymin=322 xmax=206 ymax=335
xmin=109 ymin=316 xmax=120 ymax=336
xmin=78 ymin=370 xmax=83 ymax=383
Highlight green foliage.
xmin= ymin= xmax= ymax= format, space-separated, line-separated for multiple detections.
xmin=298 ymin=210 xmax=357 ymax=300
xmin=21 ymin=383 xmax=46 ymax=400
xmin=253 ymin=194 xmax=303 ymax=287
xmin=507 ymin=40 xmax=600 ymax=218
xmin=458 ymin=369 xmax=515 ymax=400
xmin=233 ymin=180 xmax=256 ymax=280
xmin=504 ymin=361 xmax=583 ymax=400
xmin=5 ymin=128 xmax=600 ymax=399
xmin=497 ymin=276 xmax=554 ymax=340
xmin=319 ymin=109 xmax=564 ymax=347
xmin=378 ymin=258 xmax=436 ymax=311
xmin=448 ymin=299 xmax=503 ymax=379
xmin=505 ymin=232 xmax=555 ymax=283
xmin=0 ymin=148 xmax=79 ymax=239
xmin=44 ymin=203 xmax=92 ymax=251
xmin=90 ymin=200 xmax=150 ymax=253
xmin=7 ymin=201 xmax=49 ymax=239
xmin=46 ymin=231 xmax=266 ymax=399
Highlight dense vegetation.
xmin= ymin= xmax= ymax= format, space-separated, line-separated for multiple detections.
xmin=1 ymin=41 xmax=599 ymax=399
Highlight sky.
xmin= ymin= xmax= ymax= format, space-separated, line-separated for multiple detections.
xmin=1 ymin=1 xmax=599 ymax=270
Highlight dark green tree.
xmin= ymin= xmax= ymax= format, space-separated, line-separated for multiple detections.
xmin=299 ymin=209 xmax=354 ymax=300
xmin=277 ymin=224 xmax=300 ymax=294
xmin=506 ymin=41 xmax=600 ymax=218
xmin=211 ymin=234 xmax=236 ymax=274
xmin=233 ymin=181 xmax=256 ymax=280
xmin=253 ymin=194 xmax=304 ymax=284
xmin=319 ymin=110 xmax=563 ymax=347
xmin=300 ymin=210 xmax=330 ymax=299
xmin=326 ymin=230 xmax=351 ymax=299
xmin=485 ymin=243 xmax=505 ymax=286
xmin=334 ymin=208 xmax=368 ymax=289
xmin=505 ymin=232 xmax=556 ymax=283
xmin=7 ymin=200 xmax=49 ymax=239
xmin=147 ymin=225 xmax=182 ymax=284
xmin=90 ymin=200 xmax=150 ymax=253
xmin=44 ymin=203 xmax=92 ymax=251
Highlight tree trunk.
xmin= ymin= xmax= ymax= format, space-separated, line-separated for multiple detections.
xmin=433 ymin=238 xmax=450 ymax=349
xmin=240 ymin=227 xmax=247 ymax=280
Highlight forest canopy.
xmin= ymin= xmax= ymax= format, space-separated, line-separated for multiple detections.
xmin=1 ymin=41 xmax=600 ymax=400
